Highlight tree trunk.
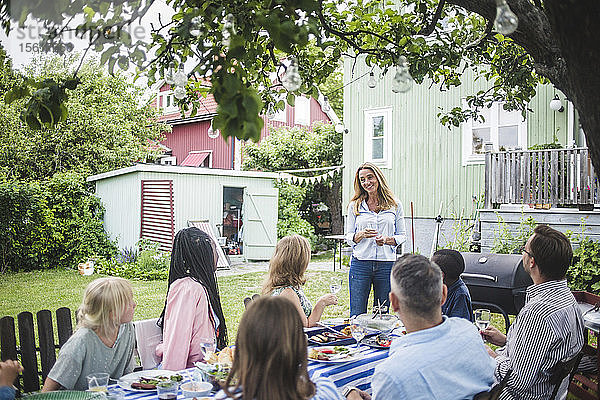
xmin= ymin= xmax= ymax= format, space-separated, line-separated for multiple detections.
xmin=326 ymin=178 xmax=343 ymax=234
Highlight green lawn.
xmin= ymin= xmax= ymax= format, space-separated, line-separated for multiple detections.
xmin=0 ymin=268 xmax=350 ymax=342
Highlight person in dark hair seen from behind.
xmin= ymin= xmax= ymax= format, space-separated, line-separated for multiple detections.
xmin=156 ymin=227 xmax=228 ymax=371
xmin=481 ymin=225 xmax=584 ymax=399
xmin=432 ymin=249 xmax=473 ymax=322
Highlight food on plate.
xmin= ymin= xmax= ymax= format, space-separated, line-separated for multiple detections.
xmin=129 ymin=374 xmax=182 ymax=390
xmin=375 ymin=334 xmax=392 ymax=348
xmin=310 ymin=329 xmax=352 ymax=344
xmin=308 ymin=346 xmax=352 ymax=361
xmin=204 ymin=347 xmax=234 ymax=365
xmin=340 ymin=326 xmax=353 ymax=336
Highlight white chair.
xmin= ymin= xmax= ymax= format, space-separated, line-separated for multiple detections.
xmin=133 ymin=318 xmax=162 ymax=370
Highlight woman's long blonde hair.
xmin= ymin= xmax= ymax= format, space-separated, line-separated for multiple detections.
xmin=77 ymin=277 xmax=133 ymax=338
xmin=350 ymin=162 xmax=397 ymax=215
xmin=262 ymin=235 xmax=311 ymax=294
xmin=223 ymin=296 xmax=315 ymax=400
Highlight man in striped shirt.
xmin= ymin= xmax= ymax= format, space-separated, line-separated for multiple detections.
xmin=482 ymin=225 xmax=584 ymax=399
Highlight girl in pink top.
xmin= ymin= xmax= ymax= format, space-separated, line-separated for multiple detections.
xmin=156 ymin=228 xmax=228 ymax=370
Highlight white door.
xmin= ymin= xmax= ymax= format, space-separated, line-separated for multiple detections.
xmin=242 ymin=188 xmax=278 ymax=260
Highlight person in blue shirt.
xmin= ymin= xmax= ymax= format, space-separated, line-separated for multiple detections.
xmin=432 ymin=249 xmax=474 ymax=322
xmin=0 ymin=360 xmax=22 ymax=400
xmin=345 ymin=254 xmax=494 ymax=400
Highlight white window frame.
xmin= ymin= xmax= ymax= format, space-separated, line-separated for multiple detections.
xmin=363 ymin=107 xmax=392 ymax=169
xmin=157 ymin=91 xmax=179 ymax=114
xmin=294 ymin=95 xmax=310 ymax=126
xmin=461 ymin=100 xmax=527 ymax=165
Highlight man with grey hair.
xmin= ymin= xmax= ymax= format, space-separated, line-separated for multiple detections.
xmin=345 ymin=254 xmax=495 ymax=400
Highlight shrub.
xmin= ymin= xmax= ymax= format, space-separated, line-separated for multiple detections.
xmin=491 ymin=213 xmax=536 ymax=254
xmin=276 ymin=182 xmax=317 ymax=246
xmin=566 ymin=221 xmax=600 ymax=293
xmin=0 ymin=173 xmax=116 ymax=272
xmin=95 ymin=239 xmax=170 ymax=281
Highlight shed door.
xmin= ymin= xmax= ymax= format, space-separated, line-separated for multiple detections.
xmin=140 ymin=180 xmax=175 ymax=251
xmin=242 ymin=188 xmax=278 ymax=260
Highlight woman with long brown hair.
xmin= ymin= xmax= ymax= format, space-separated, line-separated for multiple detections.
xmin=215 ymin=296 xmax=343 ymax=400
xmin=262 ymin=234 xmax=337 ymax=327
xmin=345 ymin=162 xmax=406 ymax=316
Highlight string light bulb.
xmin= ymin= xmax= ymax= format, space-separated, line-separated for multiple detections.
xmin=222 ymin=14 xmax=236 ymax=47
xmin=173 ymin=65 xmax=187 ymax=87
xmin=368 ymin=71 xmax=377 ymax=89
xmin=282 ymin=57 xmax=302 ymax=92
xmin=494 ymin=0 xmax=518 ymax=35
xmin=391 ymin=56 xmax=413 ymax=93
xmin=173 ymin=86 xmax=186 ymax=100
xmin=335 ymin=123 xmax=345 ymax=134
xmin=207 ymin=120 xmax=220 ymax=139
xmin=165 ymin=62 xmax=175 ymax=85
xmin=266 ymin=104 xmax=276 ymax=119
xmin=190 ymin=16 xmax=201 ymax=37
xmin=322 ymin=96 xmax=331 ymax=112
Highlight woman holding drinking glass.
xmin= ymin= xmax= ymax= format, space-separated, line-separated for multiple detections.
xmin=262 ymin=235 xmax=337 ymax=327
xmin=345 ymin=162 xmax=406 ymax=317
xmin=156 ymin=227 xmax=228 ymax=371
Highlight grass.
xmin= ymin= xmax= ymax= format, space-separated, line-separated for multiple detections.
xmin=0 ymin=268 xmax=350 ymax=343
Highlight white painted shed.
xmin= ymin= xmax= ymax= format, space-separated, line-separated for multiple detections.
xmin=87 ymin=164 xmax=279 ymax=261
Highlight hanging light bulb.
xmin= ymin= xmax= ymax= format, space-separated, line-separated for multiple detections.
xmin=391 ymin=56 xmax=413 ymax=94
xmin=207 ymin=120 xmax=220 ymax=139
xmin=173 ymin=65 xmax=187 ymax=87
xmin=368 ymin=71 xmax=377 ymax=89
xmin=494 ymin=0 xmax=518 ymax=35
xmin=266 ymin=104 xmax=276 ymax=119
xmin=222 ymin=14 xmax=236 ymax=47
xmin=190 ymin=16 xmax=201 ymax=37
xmin=322 ymin=96 xmax=331 ymax=112
xmin=165 ymin=62 xmax=175 ymax=85
xmin=334 ymin=123 xmax=345 ymax=134
xmin=173 ymin=86 xmax=186 ymax=100
xmin=282 ymin=57 xmax=302 ymax=92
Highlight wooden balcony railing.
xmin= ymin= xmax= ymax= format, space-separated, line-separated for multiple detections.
xmin=484 ymin=147 xmax=599 ymax=208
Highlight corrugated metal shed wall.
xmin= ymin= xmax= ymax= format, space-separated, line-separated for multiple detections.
xmin=343 ymin=58 xmax=569 ymax=218
xmin=94 ymin=173 xmax=141 ymax=250
xmin=94 ymin=169 xmax=278 ymax=252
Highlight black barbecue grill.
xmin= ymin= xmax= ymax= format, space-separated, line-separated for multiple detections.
xmin=460 ymin=252 xmax=533 ymax=331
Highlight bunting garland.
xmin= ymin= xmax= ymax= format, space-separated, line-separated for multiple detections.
xmin=278 ymin=166 xmax=343 ymax=186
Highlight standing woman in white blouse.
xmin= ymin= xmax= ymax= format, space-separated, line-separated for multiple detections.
xmin=345 ymin=162 xmax=407 ymax=317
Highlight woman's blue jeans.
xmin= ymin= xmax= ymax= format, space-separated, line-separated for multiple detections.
xmin=349 ymin=257 xmax=394 ymax=317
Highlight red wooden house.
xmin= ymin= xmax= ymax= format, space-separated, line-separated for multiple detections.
xmin=150 ymin=81 xmax=340 ymax=170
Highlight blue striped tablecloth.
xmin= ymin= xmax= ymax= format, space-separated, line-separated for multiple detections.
xmin=307 ymin=345 xmax=389 ymax=394
xmin=116 ymin=346 xmax=389 ymax=399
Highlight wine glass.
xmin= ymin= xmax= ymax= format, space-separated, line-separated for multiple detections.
xmin=474 ymin=309 xmax=491 ymax=331
xmin=329 ymin=277 xmax=342 ymax=294
xmin=200 ymin=339 xmax=216 ymax=362
xmin=349 ymin=318 xmax=366 ymax=348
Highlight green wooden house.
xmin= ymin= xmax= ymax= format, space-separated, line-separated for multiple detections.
xmin=341 ymin=57 xmax=599 ymax=252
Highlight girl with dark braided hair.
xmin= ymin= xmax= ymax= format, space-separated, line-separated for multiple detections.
xmin=156 ymin=227 xmax=228 ymax=371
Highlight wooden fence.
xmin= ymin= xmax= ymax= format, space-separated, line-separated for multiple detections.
xmin=484 ymin=147 xmax=599 ymax=208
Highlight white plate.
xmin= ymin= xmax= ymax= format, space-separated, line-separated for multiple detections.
xmin=308 ymin=346 xmax=362 ymax=364
xmin=321 ymin=318 xmax=348 ymax=326
xmin=117 ymin=370 xmax=180 ymax=392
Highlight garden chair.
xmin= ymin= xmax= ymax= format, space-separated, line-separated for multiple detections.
xmin=0 ymin=307 xmax=73 ymax=393
xmin=133 ymin=318 xmax=162 ymax=370
xmin=549 ymin=352 xmax=583 ymax=400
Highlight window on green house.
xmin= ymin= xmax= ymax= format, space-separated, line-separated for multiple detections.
xmin=462 ymin=101 xmax=527 ymax=165
xmin=364 ymin=107 xmax=392 ymax=168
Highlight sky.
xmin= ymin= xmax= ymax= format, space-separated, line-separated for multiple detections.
xmin=0 ymin=0 xmax=174 ymax=83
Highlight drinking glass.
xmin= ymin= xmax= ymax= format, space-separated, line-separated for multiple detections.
xmin=349 ymin=319 xmax=366 ymax=348
xmin=106 ymin=387 xmax=124 ymax=400
xmin=87 ymin=372 xmax=109 ymax=393
xmin=474 ymin=309 xmax=491 ymax=331
xmin=157 ymin=381 xmax=179 ymax=400
xmin=200 ymin=339 xmax=216 ymax=362
xmin=329 ymin=277 xmax=342 ymax=294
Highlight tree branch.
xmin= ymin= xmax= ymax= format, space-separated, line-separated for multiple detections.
xmin=420 ymin=0 xmax=446 ymax=36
